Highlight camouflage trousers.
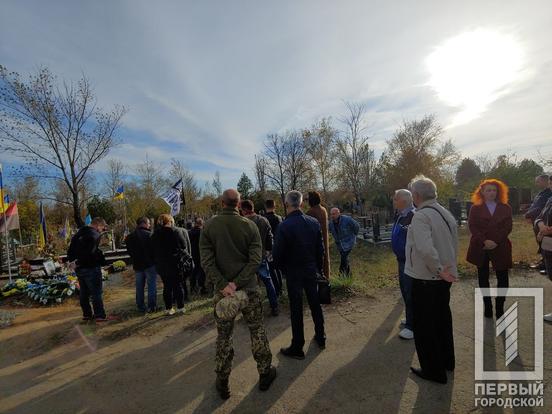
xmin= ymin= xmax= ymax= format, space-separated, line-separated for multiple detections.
xmin=214 ymin=289 xmax=272 ymax=379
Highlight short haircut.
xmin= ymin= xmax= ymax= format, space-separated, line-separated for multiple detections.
xmin=409 ymin=175 xmax=437 ymax=201
xmin=240 ymin=199 xmax=254 ymax=212
xmin=222 ymin=189 xmax=240 ymax=208
xmin=157 ymin=214 xmax=174 ymax=227
xmin=91 ymin=217 xmax=107 ymax=227
xmin=537 ymin=174 xmax=549 ymax=181
xmin=265 ymin=199 xmax=275 ymax=209
xmin=394 ymin=189 xmax=413 ymax=205
xmin=285 ymin=190 xmax=303 ymax=209
xmin=194 ymin=217 xmax=204 ymax=226
xmin=136 ymin=216 xmax=149 ymax=226
xmin=308 ymin=191 xmax=321 ymax=207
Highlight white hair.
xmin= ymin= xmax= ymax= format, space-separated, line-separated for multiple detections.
xmin=285 ymin=190 xmax=303 ymax=208
xmin=394 ymin=189 xmax=413 ymax=205
xmin=408 ymin=175 xmax=437 ymax=201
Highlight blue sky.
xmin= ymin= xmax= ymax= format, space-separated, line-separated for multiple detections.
xmin=1 ymin=0 xmax=551 ymax=189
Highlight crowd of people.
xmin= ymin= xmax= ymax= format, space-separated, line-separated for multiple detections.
xmin=65 ymin=173 xmax=552 ymax=397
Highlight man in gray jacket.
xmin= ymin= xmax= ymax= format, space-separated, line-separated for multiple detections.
xmin=405 ymin=175 xmax=458 ymax=385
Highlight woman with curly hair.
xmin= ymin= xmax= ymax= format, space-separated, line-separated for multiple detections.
xmin=467 ymin=179 xmax=513 ymax=319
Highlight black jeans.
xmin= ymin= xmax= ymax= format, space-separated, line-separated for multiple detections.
xmin=477 ymin=253 xmax=509 ymax=308
xmin=190 ymin=265 xmax=206 ymax=291
xmin=339 ymin=249 xmax=351 ymax=277
xmin=286 ymin=273 xmax=325 ymax=350
xmin=76 ymin=266 xmax=106 ymax=319
xmin=411 ymin=278 xmax=454 ymax=380
xmin=543 ymin=251 xmax=552 ymax=280
xmin=159 ymin=272 xmax=184 ymax=310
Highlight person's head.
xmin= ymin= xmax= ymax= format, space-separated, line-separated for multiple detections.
xmin=265 ymin=199 xmax=275 ymax=212
xmin=240 ymin=199 xmax=255 ymax=216
xmin=222 ymin=189 xmax=240 ymax=209
xmin=471 ymin=179 xmax=509 ymax=205
xmin=308 ymin=191 xmax=321 ymax=208
xmin=158 ymin=213 xmax=174 ymax=228
xmin=90 ymin=217 xmax=107 ymax=232
xmin=194 ymin=217 xmax=204 ymax=228
xmin=330 ymin=207 xmax=341 ymax=221
xmin=285 ymin=190 xmax=303 ymax=214
xmin=408 ymin=175 xmax=437 ymax=207
xmin=393 ymin=189 xmax=413 ymax=211
xmin=536 ymin=174 xmax=550 ymax=190
xmin=136 ymin=216 xmax=151 ymax=230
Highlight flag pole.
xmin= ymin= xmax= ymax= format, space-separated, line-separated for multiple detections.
xmin=0 ymin=170 xmax=12 ymax=283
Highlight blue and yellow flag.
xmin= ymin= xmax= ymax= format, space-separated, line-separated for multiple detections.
xmin=85 ymin=214 xmax=92 ymax=226
xmin=114 ymin=184 xmax=124 ymax=200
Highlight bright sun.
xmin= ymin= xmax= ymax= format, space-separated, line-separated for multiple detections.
xmin=426 ymin=28 xmax=525 ymax=127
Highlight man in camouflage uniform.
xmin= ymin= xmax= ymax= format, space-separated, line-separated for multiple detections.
xmin=200 ymin=189 xmax=276 ymax=399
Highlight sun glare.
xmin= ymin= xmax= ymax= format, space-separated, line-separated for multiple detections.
xmin=426 ymin=29 xmax=525 ymax=127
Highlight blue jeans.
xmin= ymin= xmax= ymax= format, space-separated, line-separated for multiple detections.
xmin=258 ymin=259 xmax=278 ymax=310
xmin=135 ymin=266 xmax=158 ymax=312
xmin=398 ymin=260 xmax=413 ymax=330
xmin=76 ymin=267 xmax=106 ymax=319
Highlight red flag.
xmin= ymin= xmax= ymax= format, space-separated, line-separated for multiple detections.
xmin=0 ymin=201 xmax=20 ymax=232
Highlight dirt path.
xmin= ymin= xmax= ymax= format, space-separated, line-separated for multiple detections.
xmin=1 ymin=271 xmax=551 ymax=413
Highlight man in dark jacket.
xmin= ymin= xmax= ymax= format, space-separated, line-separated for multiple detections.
xmin=241 ymin=200 xmax=279 ymax=316
xmin=125 ymin=217 xmax=157 ymax=313
xmin=274 ymin=190 xmax=326 ymax=359
xmin=264 ymin=199 xmax=284 ymax=296
xmin=200 ymin=189 xmax=276 ymax=399
xmin=188 ymin=217 xmax=207 ymax=295
xmin=391 ymin=189 xmax=415 ymax=340
xmin=525 ymin=175 xmax=552 ymax=272
xmin=67 ymin=217 xmax=108 ymax=321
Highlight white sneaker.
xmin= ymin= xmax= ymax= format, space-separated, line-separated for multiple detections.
xmin=166 ymin=308 xmax=176 ymax=316
xmin=399 ymin=328 xmax=414 ymax=340
xmin=177 ymin=307 xmax=186 ymax=314
xmin=544 ymin=313 xmax=552 ymax=322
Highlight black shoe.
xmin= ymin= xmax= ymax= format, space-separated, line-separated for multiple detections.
xmin=280 ymin=346 xmax=305 ymax=360
xmin=271 ymin=307 xmax=279 ymax=317
xmin=410 ymin=367 xmax=447 ymax=384
xmin=314 ymin=335 xmax=326 ymax=349
xmin=215 ymin=376 xmax=230 ymax=400
xmin=259 ymin=366 xmax=277 ymax=391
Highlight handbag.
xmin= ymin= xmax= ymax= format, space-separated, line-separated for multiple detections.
xmin=541 ymin=236 xmax=552 ymax=252
xmin=316 ymin=273 xmax=331 ymax=305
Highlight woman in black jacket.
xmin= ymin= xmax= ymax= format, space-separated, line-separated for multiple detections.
xmin=151 ymin=214 xmax=191 ymax=315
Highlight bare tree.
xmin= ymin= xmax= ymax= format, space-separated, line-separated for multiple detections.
xmin=336 ymin=102 xmax=374 ymax=209
xmin=262 ymin=130 xmax=313 ymax=207
xmin=253 ymin=154 xmax=267 ymax=194
xmin=303 ymin=117 xmax=339 ymax=199
xmin=0 ymin=66 xmax=126 ymax=226
xmin=135 ymin=156 xmax=167 ymax=201
xmin=104 ymin=159 xmax=126 ymax=197
xmin=212 ymin=171 xmax=222 ymax=197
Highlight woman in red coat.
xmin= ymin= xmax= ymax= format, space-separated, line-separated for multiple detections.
xmin=467 ymin=179 xmax=513 ymax=319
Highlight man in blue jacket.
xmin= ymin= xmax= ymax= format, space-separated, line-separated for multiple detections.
xmin=274 ymin=190 xmax=326 ymax=359
xmin=391 ymin=189 xmax=415 ymax=340
xmin=329 ymin=207 xmax=360 ymax=277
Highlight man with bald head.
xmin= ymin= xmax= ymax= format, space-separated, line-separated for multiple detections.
xmin=329 ymin=207 xmax=360 ymax=277
xmin=200 ymin=189 xmax=276 ymax=399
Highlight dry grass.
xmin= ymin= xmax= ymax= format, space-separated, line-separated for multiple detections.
xmin=329 ymin=217 xmax=540 ymax=296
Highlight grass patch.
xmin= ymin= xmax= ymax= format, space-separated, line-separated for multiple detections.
xmin=328 ymin=217 xmax=539 ymax=295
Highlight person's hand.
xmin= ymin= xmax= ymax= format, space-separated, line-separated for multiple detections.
xmin=483 ymin=240 xmax=498 ymax=250
xmin=439 ymin=265 xmax=457 ymax=283
xmin=537 ymin=232 xmax=544 ymax=242
xmin=221 ymin=282 xmax=237 ymax=297
xmin=67 ymin=261 xmax=77 ymax=271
